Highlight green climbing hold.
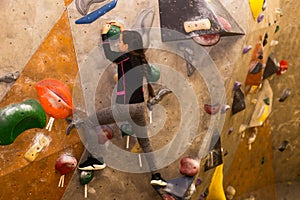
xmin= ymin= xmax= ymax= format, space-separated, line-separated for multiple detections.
xmin=0 ymin=99 xmax=47 ymax=145
xmin=275 ymin=25 xmax=280 ymax=33
xmin=146 ymin=64 xmax=161 ymax=83
xmin=107 ymin=25 xmax=121 ymax=40
xmin=263 ymin=97 xmax=270 ymax=105
xmin=79 ymin=170 xmax=94 ymax=185
xmin=120 ymin=123 xmax=134 ymax=137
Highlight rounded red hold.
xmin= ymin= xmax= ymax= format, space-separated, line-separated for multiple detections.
xmin=193 ymin=34 xmax=220 ymax=46
xmin=179 ymin=156 xmax=200 ymax=177
xmin=55 ymin=154 xmax=77 ymax=175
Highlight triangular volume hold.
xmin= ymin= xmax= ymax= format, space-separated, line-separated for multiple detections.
xmin=158 ymin=0 xmax=244 ymax=42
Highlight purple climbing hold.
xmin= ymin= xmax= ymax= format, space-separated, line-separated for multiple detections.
xmin=221 ymin=105 xmax=231 ymax=114
xmin=195 ymin=178 xmax=202 ymax=186
xmin=228 ymin=127 xmax=234 ymax=135
xmin=242 ymin=45 xmax=252 ymax=54
xmin=257 ymin=14 xmax=264 ymax=23
xmin=233 ymin=81 xmax=242 ymax=90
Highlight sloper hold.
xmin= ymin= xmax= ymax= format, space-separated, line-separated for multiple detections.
xmin=0 ymin=99 xmax=47 ymax=145
xmin=35 ymin=78 xmax=73 ymax=119
xmin=232 ymin=87 xmax=246 ymax=115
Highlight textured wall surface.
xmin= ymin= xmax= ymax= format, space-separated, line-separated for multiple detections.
xmin=0 ymin=0 xmax=299 ymax=199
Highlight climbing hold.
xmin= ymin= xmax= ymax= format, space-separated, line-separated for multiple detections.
xmin=228 ymin=127 xmax=234 ymax=135
xmin=270 ymin=40 xmax=279 ymax=46
xmin=275 ymin=25 xmax=280 ymax=33
xmin=146 ymin=64 xmax=161 ymax=83
xmin=239 ymin=124 xmax=248 ymax=134
xmin=257 ymin=13 xmax=264 ymax=23
xmin=0 ymin=71 xmax=20 ymax=83
xmin=245 ymin=38 xmax=264 ymax=94
xmin=233 ymin=81 xmax=242 ymax=90
xmin=24 ymin=133 xmax=51 ymax=162
xmin=278 ymin=140 xmax=289 ymax=152
xmin=263 ymin=33 xmax=268 ymax=46
xmin=263 ymin=54 xmax=279 ymax=80
xmin=206 ymin=164 xmax=226 ymax=200
xmin=225 ymin=185 xmax=236 ymax=200
xmin=250 ymin=62 xmax=263 ymax=74
xmin=263 ymin=97 xmax=270 ymax=105
xmin=75 ymin=0 xmax=106 ymax=16
xmin=262 ymin=0 xmax=267 ymax=11
xmin=56 ymin=154 xmax=77 ymax=187
xmin=0 ymin=99 xmax=47 ymax=145
xmin=257 ymin=104 xmax=269 ymax=125
xmin=277 ymin=60 xmax=288 ymax=75
xmin=244 ymin=195 xmax=256 ymax=200
xmin=120 ymin=123 xmax=134 ymax=137
xmin=248 ymin=130 xmax=257 ymax=150
xmin=204 ymin=103 xmax=221 ymax=115
xmin=35 ymin=79 xmax=73 ymax=119
xmin=279 ymin=88 xmax=291 ymax=102
xmin=248 ymin=80 xmax=273 ymax=127
xmin=195 ymin=178 xmax=202 ymax=186
xmin=179 ymin=156 xmax=200 ymax=177
xmin=251 ymin=99 xmax=258 ymax=104
xmin=75 ymin=0 xmax=118 ymax=24
xmin=107 ymin=25 xmax=121 ymax=40
xmin=79 ymin=170 xmax=94 ymax=198
xmin=232 ymin=87 xmax=246 ymax=115
xmin=242 ymin=45 xmax=252 ymax=54
xmin=193 ymin=34 xmax=220 ymax=46
xmin=97 ymin=125 xmax=114 ymax=144
xmin=221 ymin=105 xmax=230 ymax=114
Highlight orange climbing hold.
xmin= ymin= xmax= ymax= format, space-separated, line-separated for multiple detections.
xmin=35 ymin=79 xmax=73 ymax=119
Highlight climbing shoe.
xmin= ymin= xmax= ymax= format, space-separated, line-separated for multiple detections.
xmin=150 ymin=173 xmax=167 ymax=186
xmin=78 ymin=156 xmax=106 ymax=170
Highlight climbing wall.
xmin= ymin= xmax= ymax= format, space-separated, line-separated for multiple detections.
xmin=0 ymin=0 xmax=299 ymax=199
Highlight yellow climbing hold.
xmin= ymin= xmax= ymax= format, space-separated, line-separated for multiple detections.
xmin=131 ymin=141 xmax=143 ymax=153
xmin=206 ymin=164 xmax=226 ymax=200
xmin=257 ymin=105 xmax=269 ymax=125
xmin=249 ymin=0 xmax=264 ymax=20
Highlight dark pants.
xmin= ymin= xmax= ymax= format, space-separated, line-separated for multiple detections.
xmin=93 ymin=102 xmax=158 ymax=173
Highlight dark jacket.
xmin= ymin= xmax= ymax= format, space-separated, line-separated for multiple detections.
xmin=102 ymin=34 xmax=145 ymax=104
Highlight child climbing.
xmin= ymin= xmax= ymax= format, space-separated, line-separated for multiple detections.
xmin=66 ymin=21 xmax=167 ymax=187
